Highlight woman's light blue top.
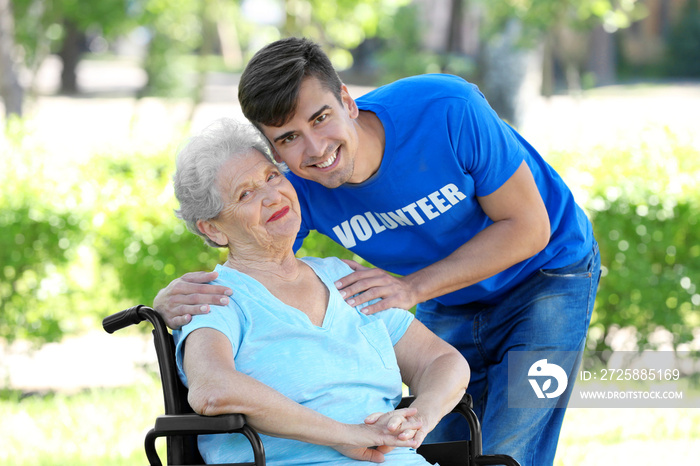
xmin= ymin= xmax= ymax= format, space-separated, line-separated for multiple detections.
xmin=174 ymin=256 xmax=434 ymax=465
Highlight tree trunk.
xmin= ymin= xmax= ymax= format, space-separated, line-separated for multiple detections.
xmin=58 ymin=20 xmax=83 ymax=95
xmin=479 ymin=20 xmax=529 ymax=126
xmin=541 ymin=31 xmax=555 ymax=98
xmin=0 ymin=0 xmax=23 ymax=117
xmin=217 ymin=16 xmax=242 ymax=69
xmin=446 ymin=0 xmax=463 ymax=52
xmin=441 ymin=0 xmax=465 ymax=72
xmin=187 ymin=0 xmax=217 ymax=123
xmin=586 ymin=25 xmax=616 ymax=86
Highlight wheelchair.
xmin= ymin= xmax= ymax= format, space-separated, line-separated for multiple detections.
xmin=103 ymin=305 xmax=520 ymax=466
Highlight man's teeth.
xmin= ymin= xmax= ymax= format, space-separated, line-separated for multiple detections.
xmin=316 ymin=152 xmax=337 ymax=168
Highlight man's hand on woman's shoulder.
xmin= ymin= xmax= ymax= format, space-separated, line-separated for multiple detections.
xmin=153 ymin=271 xmax=232 ymax=329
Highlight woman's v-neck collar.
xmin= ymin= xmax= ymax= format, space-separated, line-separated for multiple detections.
xmin=218 ymin=258 xmax=337 ymax=330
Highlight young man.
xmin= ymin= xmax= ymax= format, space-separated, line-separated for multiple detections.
xmin=156 ymin=37 xmax=600 ymax=465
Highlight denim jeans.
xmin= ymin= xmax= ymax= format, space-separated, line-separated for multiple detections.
xmin=417 ymin=242 xmax=601 ymax=466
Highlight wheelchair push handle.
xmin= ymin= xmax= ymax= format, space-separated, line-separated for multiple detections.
xmin=102 ymin=305 xmax=151 ymax=333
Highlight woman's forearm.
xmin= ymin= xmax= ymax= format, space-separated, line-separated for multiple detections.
xmin=407 ymin=351 xmax=470 ymax=431
xmin=189 ymin=369 xmax=347 ymax=443
xmin=394 ymin=320 xmax=471 ymax=435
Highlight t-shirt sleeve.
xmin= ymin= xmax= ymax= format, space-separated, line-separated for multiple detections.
xmin=451 ymin=83 xmax=525 ymax=197
xmin=293 ymin=224 xmax=310 ymax=253
xmin=288 ymin=174 xmax=312 ymax=253
xmin=173 ymin=303 xmax=245 ymax=387
xmin=373 ymin=307 xmax=415 ymax=346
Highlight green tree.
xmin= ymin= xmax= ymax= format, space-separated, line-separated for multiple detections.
xmin=12 ymin=0 xmax=137 ymax=94
xmin=481 ymin=0 xmax=646 ymax=47
xmin=281 ymin=0 xmax=411 ymax=70
xmin=374 ymin=2 xmax=475 ymax=85
xmin=0 ymin=0 xmax=23 ymax=117
xmin=474 ymin=0 xmax=646 ymax=122
xmin=135 ymin=0 xmax=202 ymax=97
xmin=666 ymin=0 xmax=700 ymax=77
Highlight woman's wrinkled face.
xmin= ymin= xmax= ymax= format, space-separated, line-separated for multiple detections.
xmin=205 ymin=149 xmax=301 ymax=252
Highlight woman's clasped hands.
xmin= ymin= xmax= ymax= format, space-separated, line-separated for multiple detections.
xmin=333 ymin=407 xmax=427 ymax=463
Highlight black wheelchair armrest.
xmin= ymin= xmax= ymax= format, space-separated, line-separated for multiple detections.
xmin=154 ymin=412 xmax=248 ymax=435
xmin=145 ymin=413 xmax=265 ymax=466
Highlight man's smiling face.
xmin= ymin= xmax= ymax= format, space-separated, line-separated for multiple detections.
xmin=260 ymin=77 xmax=362 ymax=189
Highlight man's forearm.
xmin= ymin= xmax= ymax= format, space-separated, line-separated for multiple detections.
xmin=406 ymin=160 xmax=550 ymax=305
xmin=406 ymin=211 xmax=549 ymax=305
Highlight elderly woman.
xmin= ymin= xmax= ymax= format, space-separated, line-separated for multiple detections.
xmin=171 ymin=118 xmax=470 ymax=465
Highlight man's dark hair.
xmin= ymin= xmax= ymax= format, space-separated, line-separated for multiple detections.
xmin=238 ymin=37 xmax=343 ymax=128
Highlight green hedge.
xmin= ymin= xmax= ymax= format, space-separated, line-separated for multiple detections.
xmin=547 ymin=128 xmax=700 ymax=351
xmin=1 ymin=122 xmax=87 ymax=343
xmin=2 ymin=120 xmax=698 ymax=351
xmin=1 ymin=121 xmax=221 ymax=343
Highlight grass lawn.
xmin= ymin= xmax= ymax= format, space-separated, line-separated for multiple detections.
xmin=556 ymin=405 xmax=700 ymax=464
xmin=2 ymin=376 xmax=698 ymax=465
xmin=0 ymin=380 xmax=165 ymax=466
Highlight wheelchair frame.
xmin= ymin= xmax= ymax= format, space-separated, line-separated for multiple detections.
xmin=103 ymin=305 xmax=519 ymax=466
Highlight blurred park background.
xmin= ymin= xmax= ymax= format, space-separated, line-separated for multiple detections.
xmin=1 ymin=0 xmax=699 ymax=464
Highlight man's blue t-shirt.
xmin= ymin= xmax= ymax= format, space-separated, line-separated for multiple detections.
xmin=174 ymin=257 xmax=433 ymax=465
xmin=291 ymin=74 xmax=593 ymax=305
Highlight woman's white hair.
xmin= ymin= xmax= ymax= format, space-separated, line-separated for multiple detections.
xmin=173 ymin=118 xmax=274 ymax=248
